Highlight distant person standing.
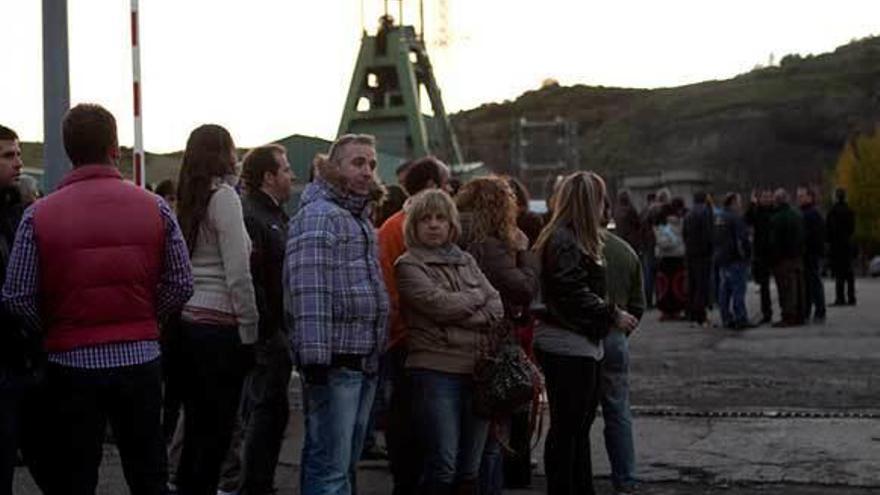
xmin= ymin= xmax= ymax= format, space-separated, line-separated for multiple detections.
xmin=3 ymin=104 xmax=194 ymax=494
xmin=714 ymin=193 xmax=754 ymax=329
xmin=239 ymin=144 xmax=296 ymax=495
xmin=683 ymin=191 xmax=714 ymax=326
xmin=601 ymin=199 xmax=645 ymax=495
xmin=769 ymin=189 xmax=806 ymax=327
xmin=826 ymin=188 xmax=856 ymax=306
xmin=745 ymin=189 xmax=776 ymax=324
xmin=613 ymin=190 xmax=642 ymax=254
xmin=798 ymin=187 xmax=826 ymax=322
xmin=654 ymin=197 xmax=687 ymax=320
xmin=639 ymin=193 xmax=659 ymax=308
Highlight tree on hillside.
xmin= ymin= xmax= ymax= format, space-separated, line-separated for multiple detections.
xmin=835 ymin=127 xmax=880 ymax=253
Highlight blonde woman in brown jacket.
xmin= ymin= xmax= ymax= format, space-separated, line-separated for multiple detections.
xmin=395 ymin=189 xmax=504 ymax=495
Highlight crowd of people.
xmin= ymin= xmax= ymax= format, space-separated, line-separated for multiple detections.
xmin=613 ymin=185 xmax=858 ymax=329
xmin=0 ymin=102 xmax=860 ymax=495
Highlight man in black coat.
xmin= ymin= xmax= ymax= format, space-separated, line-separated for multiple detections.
xmin=683 ymin=191 xmax=714 ymax=326
xmin=745 ymin=189 xmax=776 ymax=324
xmin=0 ymin=124 xmax=46 ymax=495
xmin=826 ymin=188 xmax=857 ymax=306
xmin=798 ymin=187 xmax=826 ymax=322
xmin=239 ymin=144 xmax=295 ymax=495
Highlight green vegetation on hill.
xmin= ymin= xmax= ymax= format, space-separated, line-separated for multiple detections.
xmin=452 ymin=36 xmax=880 ymax=193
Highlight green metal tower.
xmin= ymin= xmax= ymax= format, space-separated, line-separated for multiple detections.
xmin=338 ymin=14 xmax=463 ymax=177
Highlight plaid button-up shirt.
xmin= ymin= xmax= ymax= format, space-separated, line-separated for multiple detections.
xmin=285 ymin=180 xmax=389 ymax=370
xmin=2 ymin=197 xmax=193 ymax=369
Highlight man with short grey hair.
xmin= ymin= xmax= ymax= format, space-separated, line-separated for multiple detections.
xmin=285 ymin=134 xmax=389 ymax=495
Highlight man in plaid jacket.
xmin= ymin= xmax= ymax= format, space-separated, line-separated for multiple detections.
xmin=285 ymin=134 xmax=389 ymax=495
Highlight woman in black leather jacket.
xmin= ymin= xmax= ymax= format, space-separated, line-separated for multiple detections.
xmin=532 ymin=171 xmax=638 ymax=495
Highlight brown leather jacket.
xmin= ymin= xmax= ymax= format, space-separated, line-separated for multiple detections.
xmin=396 ymin=244 xmax=504 ymax=374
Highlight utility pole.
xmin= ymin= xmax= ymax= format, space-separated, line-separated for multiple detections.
xmin=42 ymin=0 xmax=71 ymax=191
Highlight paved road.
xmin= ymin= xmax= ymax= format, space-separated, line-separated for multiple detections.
xmin=13 ymin=279 xmax=880 ymax=493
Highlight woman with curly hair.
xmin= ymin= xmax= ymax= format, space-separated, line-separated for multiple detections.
xmin=456 ymin=176 xmax=541 ymax=494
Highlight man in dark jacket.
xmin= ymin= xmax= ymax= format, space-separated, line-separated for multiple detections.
xmin=239 ymin=144 xmax=294 ymax=494
xmin=714 ymin=193 xmax=754 ymax=329
xmin=798 ymin=187 xmax=826 ymax=322
xmin=826 ymin=188 xmax=856 ymax=306
xmin=683 ymin=191 xmax=714 ymax=326
xmin=769 ymin=189 xmax=806 ymax=327
xmin=0 ymin=124 xmax=31 ymax=495
xmin=613 ymin=190 xmax=642 ymax=254
xmin=744 ymin=189 xmax=776 ymax=324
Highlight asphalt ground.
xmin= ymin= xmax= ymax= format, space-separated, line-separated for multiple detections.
xmin=13 ymin=278 xmax=880 ymax=494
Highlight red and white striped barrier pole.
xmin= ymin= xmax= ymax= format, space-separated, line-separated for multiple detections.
xmin=130 ymin=0 xmax=145 ymax=187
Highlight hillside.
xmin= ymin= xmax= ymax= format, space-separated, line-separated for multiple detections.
xmin=451 ymin=36 xmax=880 ymax=193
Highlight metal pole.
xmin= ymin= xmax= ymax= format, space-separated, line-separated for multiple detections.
xmin=398 ymin=0 xmax=403 ymax=25
xmin=419 ymin=0 xmax=425 ymax=41
xmin=130 ymin=0 xmax=145 ymax=187
xmin=42 ymin=0 xmax=71 ymax=191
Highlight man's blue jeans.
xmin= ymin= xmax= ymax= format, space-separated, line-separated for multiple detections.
xmin=600 ymin=330 xmax=637 ymax=489
xmin=719 ymin=261 xmax=749 ymax=326
xmin=300 ymin=368 xmax=377 ymax=495
xmin=410 ymin=369 xmax=489 ymax=489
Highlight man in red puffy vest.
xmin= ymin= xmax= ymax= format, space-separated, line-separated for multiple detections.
xmin=2 ymin=104 xmax=193 ymax=494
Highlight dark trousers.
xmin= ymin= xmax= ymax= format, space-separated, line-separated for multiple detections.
xmin=161 ymin=324 xmax=185 ymax=444
xmin=773 ymin=257 xmax=806 ymax=324
xmin=239 ymin=332 xmax=292 ymax=495
xmin=832 ymin=255 xmax=856 ymax=304
xmin=177 ymin=321 xmax=249 ymax=495
xmin=804 ymin=257 xmax=826 ymax=319
xmin=536 ymin=350 xmax=600 ymax=495
xmin=753 ymin=261 xmax=773 ymax=320
xmin=686 ymin=256 xmax=712 ymax=324
xmin=43 ymin=359 xmax=166 ymax=495
xmin=0 ymin=371 xmax=50 ymax=495
xmin=385 ymin=346 xmax=421 ymax=495
xmin=503 ymin=410 xmax=532 ymax=488
xmin=641 ymin=253 xmax=656 ymax=308
xmin=0 ymin=382 xmax=18 ymax=495
xmin=0 ymin=370 xmax=51 ymax=495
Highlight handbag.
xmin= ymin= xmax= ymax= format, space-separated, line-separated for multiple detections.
xmin=473 ymin=318 xmax=544 ymax=419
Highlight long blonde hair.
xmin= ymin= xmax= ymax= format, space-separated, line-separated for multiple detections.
xmin=533 ymin=171 xmax=607 ymax=262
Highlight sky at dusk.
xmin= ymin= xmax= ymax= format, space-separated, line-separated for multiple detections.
xmin=1 ymin=0 xmax=878 ymax=152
